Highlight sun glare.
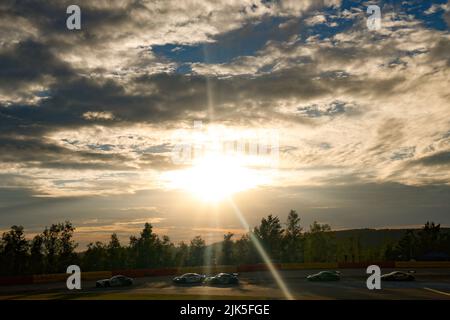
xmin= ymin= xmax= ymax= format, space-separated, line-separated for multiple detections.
xmin=164 ymin=154 xmax=266 ymax=202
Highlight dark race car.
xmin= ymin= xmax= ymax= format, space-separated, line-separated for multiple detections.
xmin=381 ymin=271 xmax=415 ymax=281
xmin=306 ymin=270 xmax=341 ymax=281
xmin=172 ymin=273 xmax=206 ymax=284
xmin=204 ymin=273 xmax=239 ymax=285
xmin=96 ymin=275 xmax=134 ymax=288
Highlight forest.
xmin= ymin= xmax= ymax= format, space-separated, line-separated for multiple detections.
xmin=1 ymin=210 xmax=449 ymax=276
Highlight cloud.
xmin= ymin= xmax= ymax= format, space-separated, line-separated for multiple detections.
xmin=0 ymin=136 xmax=134 ymax=170
xmin=0 ymin=39 xmax=74 ymax=104
xmin=304 ymin=14 xmax=327 ymax=26
xmin=296 ymin=100 xmax=356 ymax=118
xmin=82 ymin=111 xmax=115 ymax=121
xmin=410 ymin=150 xmax=450 ymax=167
xmin=0 ymin=0 xmax=448 ymax=209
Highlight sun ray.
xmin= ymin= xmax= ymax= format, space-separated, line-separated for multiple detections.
xmin=228 ymin=197 xmax=294 ymax=300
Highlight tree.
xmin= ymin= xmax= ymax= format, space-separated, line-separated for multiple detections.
xmin=158 ymin=235 xmax=174 ymax=267
xmin=107 ymin=233 xmax=124 ymax=270
xmin=134 ymin=223 xmax=158 ymax=268
xmin=304 ymin=221 xmax=336 ymax=262
xmin=1 ymin=226 xmax=29 ymax=275
xmin=388 ymin=222 xmax=448 ymax=261
xmin=174 ymin=241 xmax=189 ymax=267
xmin=253 ymin=214 xmax=284 ymax=261
xmin=58 ymin=221 xmax=78 ymax=270
xmin=137 ymin=223 xmax=153 ymax=268
xmin=394 ymin=229 xmax=417 ymax=260
xmin=127 ymin=235 xmax=138 ymax=267
xmin=41 ymin=221 xmax=77 ymax=273
xmin=234 ymin=234 xmax=253 ymax=264
xmin=384 ymin=242 xmax=396 ymax=261
xmin=221 ymin=232 xmax=234 ymax=265
xmin=30 ymin=234 xmax=45 ymax=274
xmin=0 ymin=240 xmax=4 ymax=275
xmin=188 ymin=236 xmax=206 ymax=266
xmin=417 ymin=222 xmax=441 ymax=257
xmin=42 ymin=224 xmax=61 ymax=273
xmin=440 ymin=231 xmax=450 ymax=256
xmin=83 ymin=241 xmax=107 ymax=271
xmin=282 ymin=210 xmax=303 ymax=262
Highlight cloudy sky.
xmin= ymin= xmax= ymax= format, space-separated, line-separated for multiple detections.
xmin=0 ymin=0 xmax=449 ymax=248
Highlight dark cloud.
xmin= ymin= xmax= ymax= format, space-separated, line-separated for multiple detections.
xmin=429 ymin=37 xmax=450 ymax=66
xmin=0 ymin=4 xmax=426 ymax=143
xmin=0 ymin=135 xmax=135 ymax=170
xmin=0 ymin=64 xmax=331 ymax=136
xmin=369 ymin=118 xmax=405 ymax=156
xmin=391 ymin=146 xmax=416 ymax=161
xmin=1 ymin=0 xmax=140 ymax=47
xmin=270 ymin=182 xmax=450 ymax=228
xmin=0 ymin=132 xmax=180 ymax=172
xmin=0 ymin=39 xmax=74 ymax=92
xmin=411 ymin=150 xmax=450 ymax=167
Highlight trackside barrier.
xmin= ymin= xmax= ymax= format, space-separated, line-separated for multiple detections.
xmin=32 ymin=271 xmax=112 ymax=284
xmin=237 ymin=263 xmax=282 ymax=272
xmin=178 ymin=265 xmax=238 ymax=275
xmin=0 ymin=275 xmax=33 ymax=286
xmin=33 ymin=273 xmax=67 ymax=284
xmin=395 ymin=261 xmax=450 ymax=268
xmin=176 ymin=267 xmax=205 ymax=274
xmin=337 ymin=261 xmax=395 ymax=268
xmin=112 ymin=268 xmax=178 ymax=278
xmin=281 ymin=262 xmax=338 ymax=270
xmin=82 ymin=271 xmax=112 ymax=280
xmin=212 ymin=265 xmax=238 ymax=273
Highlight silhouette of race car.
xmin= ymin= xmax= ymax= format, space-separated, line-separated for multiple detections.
xmin=381 ymin=271 xmax=415 ymax=281
xmin=204 ymin=273 xmax=239 ymax=285
xmin=96 ymin=275 xmax=133 ymax=287
xmin=172 ymin=273 xmax=206 ymax=284
xmin=306 ymin=270 xmax=341 ymax=281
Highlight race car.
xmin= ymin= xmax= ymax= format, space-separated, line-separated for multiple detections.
xmin=381 ymin=271 xmax=415 ymax=281
xmin=96 ymin=275 xmax=134 ymax=288
xmin=204 ymin=273 xmax=239 ymax=285
xmin=172 ymin=273 xmax=206 ymax=284
xmin=306 ymin=270 xmax=341 ymax=281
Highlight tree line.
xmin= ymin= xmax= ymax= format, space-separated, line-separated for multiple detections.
xmin=1 ymin=210 xmax=449 ymax=276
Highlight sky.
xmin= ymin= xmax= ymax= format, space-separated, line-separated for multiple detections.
xmin=0 ymin=0 xmax=449 ymax=248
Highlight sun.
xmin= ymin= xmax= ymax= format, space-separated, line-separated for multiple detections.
xmin=164 ymin=154 xmax=265 ymax=202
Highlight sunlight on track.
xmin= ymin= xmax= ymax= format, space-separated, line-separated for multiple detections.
xmin=228 ymin=197 xmax=294 ymax=300
xmin=423 ymin=287 xmax=450 ymax=297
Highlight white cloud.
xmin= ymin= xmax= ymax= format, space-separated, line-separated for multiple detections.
xmin=82 ymin=111 xmax=115 ymax=121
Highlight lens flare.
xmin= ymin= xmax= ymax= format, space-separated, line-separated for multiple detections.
xmin=228 ymin=198 xmax=294 ymax=300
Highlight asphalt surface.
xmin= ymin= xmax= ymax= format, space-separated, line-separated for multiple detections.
xmin=1 ymin=268 xmax=450 ymax=300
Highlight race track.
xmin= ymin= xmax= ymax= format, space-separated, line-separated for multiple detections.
xmin=1 ymin=269 xmax=450 ymax=300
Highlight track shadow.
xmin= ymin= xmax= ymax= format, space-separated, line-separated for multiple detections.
xmin=171 ymin=282 xmax=204 ymax=287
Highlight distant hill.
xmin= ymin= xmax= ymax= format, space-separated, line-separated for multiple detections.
xmin=206 ymin=227 xmax=450 ymax=252
xmin=333 ymin=228 xmax=407 ymax=247
xmin=333 ymin=228 xmax=450 ymax=248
